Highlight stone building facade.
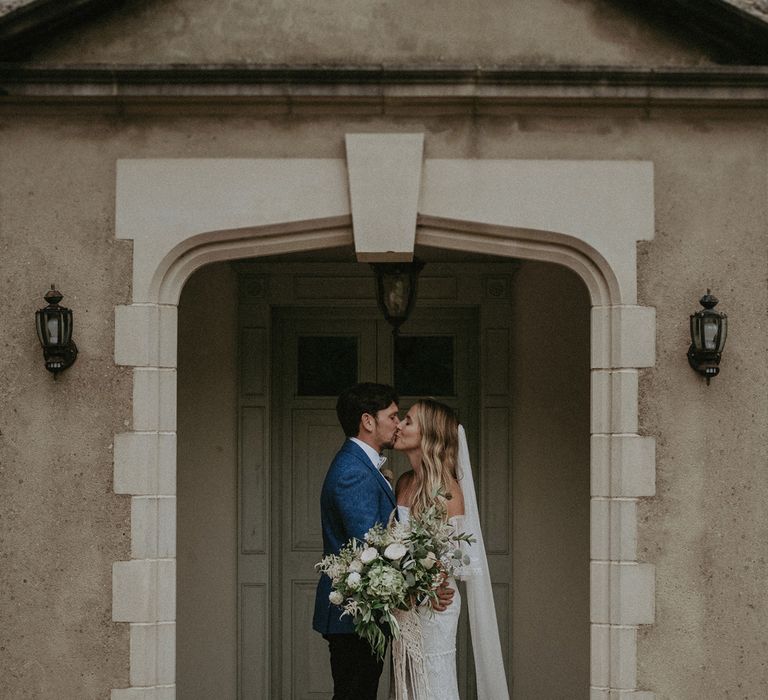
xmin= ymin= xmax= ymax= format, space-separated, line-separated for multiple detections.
xmin=1 ymin=1 xmax=767 ymax=698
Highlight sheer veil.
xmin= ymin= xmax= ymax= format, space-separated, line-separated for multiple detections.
xmin=457 ymin=425 xmax=510 ymax=700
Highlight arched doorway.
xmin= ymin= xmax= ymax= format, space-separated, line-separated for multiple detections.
xmin=175 ymin=249 xmax=591 ymax=698
xmin=112 ymin=155 xmax=656 ymax=699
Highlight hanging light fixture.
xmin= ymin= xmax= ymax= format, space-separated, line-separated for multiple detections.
xmin=687 ymin=289 xmax=727 ymax=385
xmin=35 ymin=285 xmax=78 ymax=377
xmin=370 ymin=260 xmax=425 ymax=336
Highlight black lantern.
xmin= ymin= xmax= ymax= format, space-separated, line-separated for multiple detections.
xmin=35 ymin=285 xmax=78 ymax=376
xmin=370 ymin=260 xmax=425 ymax=335
xmin=687 ymin=289 xmax=727 ymax=385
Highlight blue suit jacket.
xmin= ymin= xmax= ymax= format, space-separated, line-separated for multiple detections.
xmin=312 ymin=439 xmax=396 ymax=635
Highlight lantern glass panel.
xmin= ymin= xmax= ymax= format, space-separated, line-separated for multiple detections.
xmin=47 ymin=315 xmax=61 ymax=345
xmin=703 ymin=317 xmax=719 ymax=351
xmin=690 ymin=315 xmax=703 ymax=350
xmin=61 ymin=310 xmax=73 ymax=346
xmin=35 ymin=312 xmax=45 ymax=346
xmin=383 ymin=275 xmax=411 ymax=318
xmin=717 ymin=317 xmax=727 ymax=352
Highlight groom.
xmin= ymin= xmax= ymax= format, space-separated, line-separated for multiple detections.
xmin=312 ymin=382 xmax=400 ymax=699
xmin=313 ymin=382 xmax=455 ymax=699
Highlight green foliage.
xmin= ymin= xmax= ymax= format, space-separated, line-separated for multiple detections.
xmin=316 ymin=490 xmax=476 ymax=660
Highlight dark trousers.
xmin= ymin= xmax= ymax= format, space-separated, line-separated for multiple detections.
xmin=325 ymin=633 xmax=384 ymax=700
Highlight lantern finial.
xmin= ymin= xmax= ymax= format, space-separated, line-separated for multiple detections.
xmin=44 ymin=285 xmax=63 ymax=306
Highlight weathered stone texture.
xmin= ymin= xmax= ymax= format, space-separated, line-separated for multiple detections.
xmin=27 ymin=0 xmax=713 ymax=66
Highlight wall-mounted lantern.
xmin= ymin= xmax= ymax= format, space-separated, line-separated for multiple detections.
xmin=370 ymin=260 xmax=425 ymax=336
xmin=35 ymin=285 xmax=78 ymax=377
xmin=688 ymin=289 xmax=727 ymax=385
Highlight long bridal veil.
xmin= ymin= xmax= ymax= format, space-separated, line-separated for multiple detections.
xmin=457 ymin=425 xmax=510 ymax=700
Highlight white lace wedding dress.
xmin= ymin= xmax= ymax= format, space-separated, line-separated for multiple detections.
xmin=391 ymin=426 xmax=510 ymax=700
xmin=395 ymin=504 xmax=464 ymax=700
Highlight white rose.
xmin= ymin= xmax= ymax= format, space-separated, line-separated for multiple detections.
xmin=346 ymin=572 xmax=362 ymax=589
xmin=384 ymin=542 xmax=407 ymax=561
xmin=328 ymin=590 xmax=344 ymax=605
xmin=419 ymin=551 xmax=437 ymax=570
xmin=348 ymin=559 xmax=363 ymax=573
xmin=360 ymin=547 xmax=378 ymax=564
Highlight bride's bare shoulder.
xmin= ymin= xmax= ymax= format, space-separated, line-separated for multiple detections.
xmin=395 ymin=470 xmax=415 ymax=499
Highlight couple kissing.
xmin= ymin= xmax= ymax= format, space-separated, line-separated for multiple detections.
xmin=312 ymin=382 xmax=509 ymax=700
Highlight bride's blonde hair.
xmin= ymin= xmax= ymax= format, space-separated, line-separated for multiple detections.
xmin=410 ymin=399 xmax=459 ymax=521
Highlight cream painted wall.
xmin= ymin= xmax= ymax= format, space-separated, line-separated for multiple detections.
xmin=511 ymin=261 xmax=591 ymax=697
xmin=177 ymin=263 xmax=238 ymax=700
xmin=31 ymin=0 xmax=712 ymax=66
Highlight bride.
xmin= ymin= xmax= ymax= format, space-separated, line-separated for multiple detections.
xmin=392 ymin=399 xmax=510 ymax=700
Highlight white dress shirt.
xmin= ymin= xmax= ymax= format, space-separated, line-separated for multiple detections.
xmin=350 ymin=437 xmax=387 ymax=471
xmin=350 ymin=437 xmax=392 ymax=492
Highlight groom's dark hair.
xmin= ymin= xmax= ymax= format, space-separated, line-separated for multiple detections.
xmin=336 ymin=383 xmax=399 ymax=437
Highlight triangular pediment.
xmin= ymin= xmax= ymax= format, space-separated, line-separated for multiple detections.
xmin=2 ymin=0 xmax=768 ymax=65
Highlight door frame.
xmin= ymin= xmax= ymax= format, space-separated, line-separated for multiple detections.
xmin=111 ymin=154 xmax=656 ymax=698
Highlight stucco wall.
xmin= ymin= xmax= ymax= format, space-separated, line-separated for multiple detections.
xmin=29 ymin=0 xmax=712 ymax=66
xmin=0 ymin=105 xmax=766 ymax=697
xmin=635 ymin=134 xmax=768 ymax=695
xmin=0 ymin=122 xmax=133 ymax=697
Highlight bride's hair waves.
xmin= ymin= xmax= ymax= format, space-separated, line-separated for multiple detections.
xmin=410 ymin=399 xmax=459 ymax=521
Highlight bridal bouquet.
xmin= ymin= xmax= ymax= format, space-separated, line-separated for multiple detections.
xmin=316 ymin=499 xmax=475 ymax=659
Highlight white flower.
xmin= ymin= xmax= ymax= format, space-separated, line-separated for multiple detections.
xmin=360 ymin=547 xmax=378 ymax=564
xmin=328 ymin=590 xmax=344 ymax=605
xmin=346 ymin=572 xmax=362 ymax=589
xmin=384 ymin=542 xmax=407 ymax=561
xmin=348 ymin=559 xmax=363 ymax=573
xmin=419 ymin=551 xmax=437 ymax=570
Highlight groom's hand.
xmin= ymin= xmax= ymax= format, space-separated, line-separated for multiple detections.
xmin=431 ymin=580 xmax=454 ymax=612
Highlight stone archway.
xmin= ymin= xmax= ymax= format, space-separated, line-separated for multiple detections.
xmin=111 ymin=148 xmax=656 ymax=699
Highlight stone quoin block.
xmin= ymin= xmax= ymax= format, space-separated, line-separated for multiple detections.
xmin=591 ymin=435 xmax=656 ymax=498
xmin=115 ymin=304 xmax=178 ymax=368
xmin=114 ymin=432 xmax=177 ymax=496
xmin=591 ymin=306 xmax=656 ymax=369
xmin=133 ymin=368 xmax=177 ymax=432
xmin=591 ymin=623 xmax=610 ymax=688
xmin=591 ymin=562 xmax=655 ymax=625
xmin=591 ymin=370 xmax=639 ymax=435
xmin=591 ymin=498 xmax=637 ymax=561
xmin=609 ymin=625 xmax=638 ymax=689
xmin=113 ymin=559 xmax=176 ymax=623
xmin=130 ymin=622 xmax=176 ymax=687
xmin=131 ymin=497 xmax=176 ymax=560
xmin=113 ymin=560 xmax=156 ymax=623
